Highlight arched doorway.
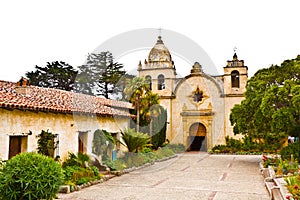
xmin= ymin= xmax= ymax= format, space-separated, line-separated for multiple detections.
xmin=188 ymin=123 xmax=207 ymax=151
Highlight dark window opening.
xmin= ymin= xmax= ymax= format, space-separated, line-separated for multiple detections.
xmin=158 ymin=74 xmax=165 ymax=90
xmin=231 ymin=70 xmax=240 ymax=88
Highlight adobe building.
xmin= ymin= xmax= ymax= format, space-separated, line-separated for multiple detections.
xmin=0 ymin=78 xmax=131 ymax=160
xmin=138 ymin=36 xmax=248 ymax=151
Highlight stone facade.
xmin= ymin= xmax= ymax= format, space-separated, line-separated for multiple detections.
xmin=138 ymin=37 xmax=248 ymax=151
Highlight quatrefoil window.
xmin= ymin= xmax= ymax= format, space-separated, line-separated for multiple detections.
xmin=193 ymin=87 xmax=203 ymax=103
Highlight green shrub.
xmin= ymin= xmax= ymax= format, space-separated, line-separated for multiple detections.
xmin=285 ymin=175 xmax=300 ymax=199
xmin=63 ymin=166 xmax=81 ymax=182
xmin=0 ymin=152 xmax=64 ymax=200
xmin=90 ymin=165 xmax=100 ymax=176
xmin=62 ymin=152 xmax=90 ymax=168
xmin=155 ymin=147 xmax=175 ymax=159
xmin=76 ymin=177 xmax=90 ymax=185
xmin=120 ymin=128 xmax=150 ymax=153
xmin=131 ymin=153 xmax=148 ymax=167
xmin=103 ymin=158 xmax=117 ymax=171
xmin=165 ymin=143 xmax=186 ymax=153
xmin=211 ymin=144 xmax=228 ymax=153
xmin=70 ymin=168 xmax=94 ymax=184
xmin=63 ymin=165 xmax=101 ymax=186
xmin=141 ymin=147 xmax=152 ymax=153
xmin=225 ymin=136 xmax=243 ymax=152
xmin=141 ymin=152 xmax=157 ymax=163
xmin=0 ymin=158 xmax=3 ymax=169
xmin=280 ymin=142 xmax=300 ymax=162
xmin=276 ymin=157 xmax=299 ymax=175
xmin=37 ymin=129 xmax=57 ymax=157
xmin=92 ymin=129 xmax=115 ymax=158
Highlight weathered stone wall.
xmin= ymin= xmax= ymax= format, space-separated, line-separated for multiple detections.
xmin=166 ymin=74 xmax=225 ymax=149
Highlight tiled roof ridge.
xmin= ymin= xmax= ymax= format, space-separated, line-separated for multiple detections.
xmin=0 ymin=80 xmax=132 ymax=117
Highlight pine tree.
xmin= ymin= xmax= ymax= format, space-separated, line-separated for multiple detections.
xmin=26 ymin=61 xmax=78 ymax=91
xmin=97 ymin=61 xmax=126 ymax=99
xmin=75 ymin=51 xmax=126 ymax=99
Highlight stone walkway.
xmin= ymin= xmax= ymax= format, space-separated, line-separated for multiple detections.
xmin=57 ymin=152 xmax=269 ymax=200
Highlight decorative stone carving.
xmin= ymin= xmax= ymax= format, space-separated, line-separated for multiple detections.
xmin=190 ymin=62 xmax=203 ymax=74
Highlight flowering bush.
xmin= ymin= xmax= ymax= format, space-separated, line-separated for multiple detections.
xmin=286 ymin=175 xmax=300 ymax=199
xmin=277 ymin=157 xmax=299 ymax=176
xmin=262 ymin=154 xmax=280 ymax=168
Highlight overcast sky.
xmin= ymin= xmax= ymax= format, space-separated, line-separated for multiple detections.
xmin=1 ymin=0 xmax=299 ymax=82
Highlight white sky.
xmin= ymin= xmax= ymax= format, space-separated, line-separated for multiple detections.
xmin=0 ymin=0 xmax=299 ymax=82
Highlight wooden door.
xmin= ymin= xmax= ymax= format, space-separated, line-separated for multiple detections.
xmin=9 ymin=136 xmax=22 ymax=159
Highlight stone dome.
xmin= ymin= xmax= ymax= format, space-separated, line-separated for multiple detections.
xmin=148 ymin=36 xmax=172 ymax=63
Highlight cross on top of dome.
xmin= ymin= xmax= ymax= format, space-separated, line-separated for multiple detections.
xmin=148 ymin=36 xmax=172 ymax=63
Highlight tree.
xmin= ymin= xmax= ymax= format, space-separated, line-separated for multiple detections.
xmin=26 ymin=61 xmax=78 ymax=91
xmin=75 ymin=52 xmax=126 ymax=98
xmin=92 ymin=129 xmax=115 ymax=161
xmin=123 ymin=77 xmax=166 ymax=146
xmin=74 ymin=63 xmax=96 ymax=95
xmin=151 ymin=105 xmax=168 ymax=149
xmin=117 ymin=73 xmax=136 ymax=101
xmin=97 ymin=61 xmax=126 ymax=99
xmin=124 ymin=77 xmax=151 ymax=132
xmin=140 ymin=91 xmax=160 ymax=144
xmin=230 ymin=55 xmax=300 ymax=151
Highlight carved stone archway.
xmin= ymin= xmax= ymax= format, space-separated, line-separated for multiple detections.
xmin=181 ymin=110 xmax=213 ymax=152
xmin=188 ymin=123 xmax=207 ymax=151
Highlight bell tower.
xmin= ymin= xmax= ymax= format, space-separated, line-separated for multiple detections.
xmin=223 ymin=52 xmax=248 ymax=139
xmin=138 ymin=36 xmax=176 ymax=97
xmin=223 ymin=52 xmax=248 ymax=96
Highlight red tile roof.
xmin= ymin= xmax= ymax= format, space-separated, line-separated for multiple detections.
xmin=0 ymin=80 xmax=132 ymax=117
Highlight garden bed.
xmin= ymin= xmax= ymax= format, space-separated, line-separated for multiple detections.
xmin=59 ymin=153 xmax=179 ymax=194
xmin=260 ymin=155 xmax=300 ymax=200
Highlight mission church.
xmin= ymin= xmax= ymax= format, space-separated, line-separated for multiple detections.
xmin=137 ymin=36 xmax=248 ymax=151
xmin=0 ymin=35 xmax=248 ymax=161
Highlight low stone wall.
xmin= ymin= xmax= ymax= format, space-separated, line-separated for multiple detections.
xmin=259 ymin=161 xmax=291 ymax=200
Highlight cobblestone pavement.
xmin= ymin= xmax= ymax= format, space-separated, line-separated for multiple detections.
xmin=57 ymin=152 xmax=269 ymax=200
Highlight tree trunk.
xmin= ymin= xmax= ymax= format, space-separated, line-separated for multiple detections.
xmin=150 ymin=118 xmax=152 ymax=144
xmin=136 ymin=96 xmax=140 ymax=132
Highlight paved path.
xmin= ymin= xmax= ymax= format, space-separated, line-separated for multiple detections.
xmin=57 ymin=152 xmax=269 ymax=200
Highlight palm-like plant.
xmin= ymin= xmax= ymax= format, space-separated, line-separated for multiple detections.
xmin=140 ymin=92 xmax=160 ymax=143
xmin=124 ymin=77 xmax=150 ymax=132
xmin=120 ymin=128 xmax=150 ymax=153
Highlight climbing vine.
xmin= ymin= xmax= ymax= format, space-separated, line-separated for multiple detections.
xmin=37 ymin=129 xmax=57 ymax=157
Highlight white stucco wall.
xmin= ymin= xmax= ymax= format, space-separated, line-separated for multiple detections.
xmin=0 ymin=108 xmax=129 ymax=160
